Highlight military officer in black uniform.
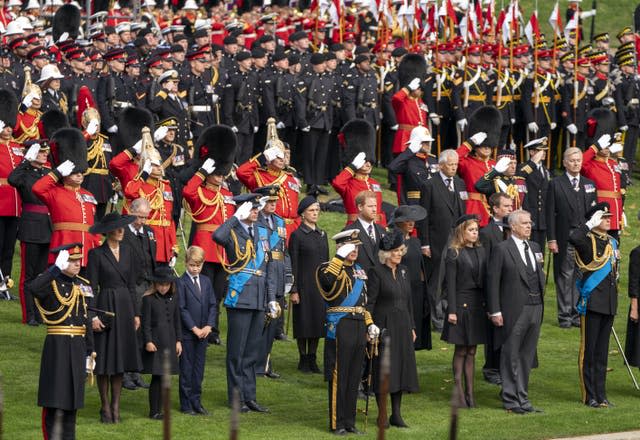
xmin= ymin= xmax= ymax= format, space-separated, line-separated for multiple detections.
xmin=316 ymin=229 xmax=379 ymax=435
xmin=521 ymin=50 xmax=557 ymax=144
xmin=96 ymin=48 xmax=136 ymax=138
xmin=26 ymin=243 xmax=95 ymax=440
xmin=343 ymin=54 xmax=380 ymax=130
xmin=562 ymin=57 xmax=591 ymax=148
xmin=491 ymin=47 xmax=516 ymax=147
xmin=271 ymin=51 xmax=296 ymax=147
xmin=518 ymin=137 xmax=551 ymax=248
xmin=614 ymin=52 xmax=640 ymax=172
xmin=0 ymin=47 xmax=22 ymax=93
xmin=181 ymin=49 xmax=218 ymax=139
xmin=424 ymin=44 xmax=456 ymax=150
xmin=149 ymin=69 xmax=191 ymax=148
xmin=253 ymin=47 xmax=276 ymax=156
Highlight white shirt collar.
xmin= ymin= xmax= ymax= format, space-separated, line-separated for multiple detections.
xmin=566 ymin=172 xmax=580 ymax=183
xmin=358 ymin=218 xmax=374 ymax=231
xmin=129 ymin=223 xmax=143 ymax=235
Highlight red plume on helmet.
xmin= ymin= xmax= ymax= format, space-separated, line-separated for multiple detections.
xmin=76 ymin=86 xmax=97 ymax=128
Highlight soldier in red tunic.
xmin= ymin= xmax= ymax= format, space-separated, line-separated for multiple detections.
xmin=33 ymin=128 xmax=101 ymax=267
xmin=236 ymin=118 xmax=301 ymax=241
xmin=14 ymin=81 xmax=44 ymax=144
xmin=124 ymin=128 xmax=177 ymax=264
xmin=581 ymin=108 xmax=624 ymax=241
xmin=456 ymin=106 xmax=501 ymax=227
xmin=183 ymin=125 xmax=237 ymax=345
xmin=0 ymin=89 xmax=21 ymax=297
xmin=332 ymin=119 xmax=387 ymax=227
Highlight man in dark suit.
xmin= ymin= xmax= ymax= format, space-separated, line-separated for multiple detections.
xmin=417 ymin=149 xmax=466 ymax=330
xmin=121 ymin=197 xmax=156 ymax=390
xmin=213 ymin=194 xmax=279 ymax=413
xmin=487 ymin=209 xmax=545 ymax=414
xmin=344 ymin=190 xmax=386 ymax=272
xmin=177 ymin=246 xmax=217 ymax=416
xmin=546 ymin=147 xmax=598 ymax=328
xmin=518 ymin=138 xmax=552 ymax=249
xmin=479 ymin=192 xmax=513 ymax=385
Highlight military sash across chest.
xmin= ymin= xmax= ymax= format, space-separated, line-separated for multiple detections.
xmin=575 ymin=236 xmax=617 ymax=315
xmin=224 ymin=225 xmax=269 ymax=308
xmin=325 ymin=264 xmax=365 ymax=340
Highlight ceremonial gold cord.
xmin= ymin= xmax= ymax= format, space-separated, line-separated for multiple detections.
xmin=575 ymin=233 xmax=614 ymax=272
xmin=216 ymin=229 xmax=255 ymax=274
xmin=316 ymin=269 xmax=353 ymax=302
xmin=35 ymin=281 xmax=88 ymax=325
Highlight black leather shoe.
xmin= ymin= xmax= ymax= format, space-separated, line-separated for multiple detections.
xmin=264 ymin=371 xmax=281 ymax=379
xmin=150 ymin=413 xmax=163 ymax=420
xmin=523 ymin=407 xmax=543 ymax=413
xmin=239 ymin=404 xmax=250 ymax=413
xmin=275 ymin=333 xmax=288 ymax=341
xmin=345 ymin=426 xmax=364 ymax=434
xmin=181 ymin=410 xmax=198 ymax=416
xmin=315 ymin=186 xmax=329 ymax=195
xmin=134 ymin=374 xmax=150 ymax=389
xmin=586 ymin=399 xmax=600 ymax=408
xmin=599 ymin=400 xmax=614 ymax=408
xmin=122 ymin=379 xmax=137 ymax=390
xmin=390 ymin=415 xmax=409 ymax=427
xmin=195 ymin=405 xmax=210 ymax=415
xmin=245 ymin=400 xmax=269 ymax=413
xmin=506 ymin=407 xmax=526 ymax=415
xmin=331 ymin=428 xmax=347 ymax=436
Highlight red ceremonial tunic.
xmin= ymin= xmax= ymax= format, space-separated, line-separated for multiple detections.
xmin=0 ymin=141 xmax=22 ymax=216
xmin=182 ymin=171 xmax=235 ymax=263
xmin=124 ymin=175 xmax=177 ymax=262
xmin=456 ymin=141 xmax=495 ymax=227
xmin=332 ymin=166 xmax=387 ymax=226
xmin=581 ymin=146 xmax=623 ymax=231
xmin=236 ymin=156 xmax=302 ymax=240
xmin=32 ymin=172 xmax=100 ymax=266
xmin=391 ymin=88 xmax=428 ymax=154
xmin=109 ymin=149 xmax=139 ymax=193
xmin=13 ymin=109 xmax=43 ymax=144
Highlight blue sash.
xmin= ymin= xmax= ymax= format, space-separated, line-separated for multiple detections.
xmin=224 ymin=225 xmax=268 ymax=308
xmin=268 ymin=216 xmax=285 ymax=250
xmin=575 ymin=238 xmax=617 ymax=316
xmin=326 ymin=264 xmax=364 ymax=340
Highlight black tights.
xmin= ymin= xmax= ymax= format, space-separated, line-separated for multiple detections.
xmin=296 ymin=338 xmax=319 ymax=356
xmin=149 ymin=375 xmax=162 ymax=416
xmin=97 ymin=374 xmax=124 ymax=422
xmin=453 ymin=345 xmax=477 ymax=407
xmin=376 ymin=391 xmax=404 ymax=424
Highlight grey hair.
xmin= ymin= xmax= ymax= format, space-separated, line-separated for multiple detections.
xmin=563 ymin=147 xmax=582 ymax=160
xmin=377 ymin=244 xmax=408 ymax=264
xmin=439 ymin=149 xmax=458 ymax=164
xmin=129 ymin=197 xmax=151 ymax=213
xmin=508 ymin=209 xmax=531 ymax=227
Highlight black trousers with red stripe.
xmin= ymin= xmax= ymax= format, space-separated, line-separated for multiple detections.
xmin=20 ymin=242 xmax=49 ymax=323
xmin=42 ymin=407 xmax=77 ymax=440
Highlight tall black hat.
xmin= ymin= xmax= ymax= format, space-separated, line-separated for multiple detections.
xmin=340 ymin=119 xmax=375 ymax=164
xmin=116 ymin=107 xmax=154 ymax=153
xmin=197 ymin=125 xmax=238 ymax=176
xmin=52 ymin=4 xmax=81 ymax=43
xmin=0 ymin=89 xmax=17 ymax=128
xmin=397 ymin=53 xmax=427 ymax=89
xmin=52 ymin=128 xmax=88 ymax=173
xmin=41 ymin=109 xmax=69 ymax=140
xmin=468 ymin=106 xmax=503 ymax=148
xmin=585 ymin=108 xmax=617 ymax=148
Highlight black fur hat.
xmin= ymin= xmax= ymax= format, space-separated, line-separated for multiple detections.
xmin=340 ymin=119 xmax=375 ymax=164
xmin=116 ymin=107 xmax=154 ymax=153
xmin=585 ymin=108 xmax=617 ymax=148
xmin=52 ymin=5 xmax=81 ymax=43
xmin=397 ymin=54 xmax=427 ymax=89
xmin=0 ymin=89 xmax=18 ymax=128
xmin=197 ymin=125 xmax=238 ymax=176
xmin=52 ymin=128 xmax=88 ymax=173
xmin=41 ymin=109 xmax=69 ymax=140
xmin=468 ymin=106 xmax=503 ymax=147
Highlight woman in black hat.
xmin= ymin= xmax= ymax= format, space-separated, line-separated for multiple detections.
xmin=441 ymin=215 xmax=487 ymax=408
xmin=367 ymin=229 xmax=419 ymax=428
xmin=87 ymin=212 xmax=141 ymax=423
xmin=288 ymin=196 xmax=329 ymax=373
xmin=390 ymin=205 xmax=432 ymax=351
xmin=141 ymin=266 xmax=182 ymax=419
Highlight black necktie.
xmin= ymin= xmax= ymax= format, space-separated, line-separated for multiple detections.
xmin=367 ymin=224 xmax=375 ymax=243
xmin=572 ymin=177 xmax=579 ymax=192
xmin=446 ymin=178 xmax=453 ymax=192
xmin=193 ymin=276 xmax=201 ymax=296
xmin=523 ymin=241 xmax=534 ymax=272
xmin=248 ymin=226 xmax=254 ymax=241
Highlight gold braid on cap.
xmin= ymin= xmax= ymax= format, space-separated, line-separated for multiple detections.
xmin=265 ymin=117 xmax=285 ymax=152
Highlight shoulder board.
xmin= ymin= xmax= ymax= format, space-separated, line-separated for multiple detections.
xmin=156 ymin=90 xmax=167 ymax=99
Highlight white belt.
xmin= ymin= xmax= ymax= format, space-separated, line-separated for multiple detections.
xmin=191 ymin=105 xmax=212 ymax=112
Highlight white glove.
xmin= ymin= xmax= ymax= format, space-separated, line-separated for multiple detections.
xmin=301 ymin=126 xmax=311 ymax=132
xmin=268 ymin=300 xmax=279 ymax=318
xmin=470 ymin=131 xmax=487 ymax=146
xmin=211 ymin=94 xmax=219 ymax=104
xmin=168 ymin=256 xmax=177 ymax=268
xmin=336 ymin=243 xmax=356 ymax=258
xmin=430 ymin=114 xmax=440 ymax=126
xmin=276 ymin=121 xmax=285 ymax=129
xmin=231 ymin=126 xmax=239 ymax=133
xmin=390 ymin=124 xmax=398 ymax=131
xmin=620 ymin=125 xmax=629 ymax=132
xmin=253 ymin=126 xmax=259 ymax=134
xmin=56 ymin=160 xmax=75 ymax=177
xmin=527 ymin=122 xmax=539 ymax=133
xmin=494 ymin=156 xmax=511 ymax=173
xmin=0 ymin=120 xmax=6 ymax=131
xmin=550 ymin=122 xmax=557 ymax=130
xmin=233 ymin=201 xmax=253 ymax=220
xmin=258 ymin=196 xmax=269 ymax=211
xmin=609 ymin=143 xmax=624 ymax=154
xmin=586 ymin=210 xmax=605 ymax=230
xmin=264 ymin=146 xmax=283 ymax=162
xmin=351 ymin=152 xmax=367 ymax=170
xmin=24 ymin=143 xmax=40 ymax=161
xmin=58 ymin=31 xmax=69 ymax=42
xmin=407 ymin=77 xmax=421 ymax=91
xmin=107 ymin=125 xmax=118 ymax=134
xmin=142 ymin=159 xmax=152 ymax=175
xmin=86 ymin=119 xmax=99 ymax=136
xmin=132 ymin=139 xmax=143 ymax=155
xmin=409 ymin=139 xmax=423 ymax=154
xmin=54 ymin=250 xmax=70 ymax=271
xmin=154 ymin=126 xmax=169 ymax=142
xmin=510 ymin=118 xmax=516 ymax=124
xmin=201 ymin=158 xmax=216 ymax=174
xmin=367 ymin=324 xmax=380 ymax=339
xmin=22 ymin=93 xmax=36 ymax=108
xmin=566 ymin=124 xmax=578 ymax=135
xmin=457 ymin=118 xmax=468 ymax=130
xmin=597 ymin=134 xmax=611 ymax=150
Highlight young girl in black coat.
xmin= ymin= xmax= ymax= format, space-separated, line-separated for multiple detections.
xmin=141 ymin=266 xmax=182 ymax=419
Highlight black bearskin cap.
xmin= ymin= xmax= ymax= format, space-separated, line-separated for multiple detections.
xmin=468 ymin=106 xmax=503 ymax=147
xmin=197 ymin=124 xmax=238 ymax=175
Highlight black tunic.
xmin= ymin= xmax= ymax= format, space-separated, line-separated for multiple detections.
xmin=441 ymin=247 xmax=487 ymax=346
xmin=27 ymin=267 xmax=94 ymax=410
xmin=288 ymin=223 xmax=329 ymax=339
xmin=625 ymin=246 xmax=640 ymax=366
xmin=87 ymin=242 xmax=142 ymax=375
xmin=367 ymin=264 xmax=419 ymax=394
xmin=401 ymin=234 xmax=432 ymax=350
xmin=141 ymin=291 xmax=182 ymax=375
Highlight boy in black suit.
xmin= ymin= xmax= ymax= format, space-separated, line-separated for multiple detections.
xmin=177 ymin=246 xmax=217 ymax=416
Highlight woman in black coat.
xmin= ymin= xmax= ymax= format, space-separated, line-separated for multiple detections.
xmin=441 ymin=215 xmax=487 ymax=408
xmin=367 ymin=230 xmax=419 ymax=429
xmin=625 ymin=245 xmax=640 ymax=366
xmin=142 ymin=266 xmax=182 ymax=419
xmin=390 ymin=205 xmax=432 ymax=351
xmin=87 ymin=213 xmax=142 ymax=423
xmin=288 ymin=196 xmax=329 ymax=373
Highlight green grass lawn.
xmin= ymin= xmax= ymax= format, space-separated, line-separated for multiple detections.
xmin=3 ymin=165 xmax=640 ymax=439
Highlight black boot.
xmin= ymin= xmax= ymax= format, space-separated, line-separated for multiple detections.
xmin=298 ymin=354 xmax=310 ymax=373
xmin=308 ymin=354 xmax=321 ymax=374
xmin=133 ymin=373 xmax=150 ymax=389
xmin=122 ymin=372 xmax=137 ymax=390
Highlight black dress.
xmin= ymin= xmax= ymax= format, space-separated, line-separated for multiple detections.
xmin=367 ymin=264 xmax=419 ymax=394
xmin=87 ymin=242 xmax=142 ymax=375
xmin=625 ymin=246 xmax=640 ymax=366
xmin=141 ymin=291 xmax=182 ymax=375
xmin=401 ymin=233 xmax=432 ymax=350
xmin=441 ymin=247 xmax=487 ymax=346
xmin=289 ymin=223 xmax=329 ymax=339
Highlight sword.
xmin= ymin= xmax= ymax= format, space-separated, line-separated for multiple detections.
xmin=177 ymin=208 xmax=188 ymax=251
xmin=611 ymin=326 xmax=640 ymax=391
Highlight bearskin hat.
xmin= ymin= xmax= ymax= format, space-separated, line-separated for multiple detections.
xmin=52 ymin=4 xmax=81 ymax=43
xmin=41 ymin=109 xmax=69 ymax=140
xmin=197 ymin=125 xmax=238 ymax=176
xmin=585 ymin=108 xmax=617 ymax=148
xmin=397 ymin=54 xmax=427 ymax=89
xmin=468 ymin=106 xmax=503 ymax=147
xmin=0 ymin=89 xmax=18 ymax=128
xmin=340 ymin=119 xmax=375 ymax=163
xmin=116 ymin=107 xmax=154 ymax=153
xmin=52 ymin=128 xmax=88 ymax=173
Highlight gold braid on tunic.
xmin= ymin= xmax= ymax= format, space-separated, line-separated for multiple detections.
xmin=216 ymin=229 xmax=255 ymax=274
xmin=316 ymin=259 xmax=353 ymax=302
xmin=575 ymin=231 xmax=614 ymax=272
xmin=85 ymin=135 xmax=108 ymax=176
xmin=35 ymin=281 xmax=88 ymax=325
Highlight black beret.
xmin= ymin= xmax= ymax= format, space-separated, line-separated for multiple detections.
xmin=297 ymin=196 xmax=319 ymax=216
xmin=236 ymin=51 xmax=251 ymax=61
xmin=310 ymin=53 xmax=325 ymax=65
xmin=354 ymin=45 xmax=369 ymax=55
xmin=259 ymin=34 xmax=275 ymax=43
xmin=391 ymin=47 xmax=408 ymax=57
xmin=325 ymin=51 xmax=336 ymax=61
xmin=251 ymin=47 xmax=267 ymax=58
xmin=223 ymin=35 xmax=238 ymax=45
xmin=330 ymin=43 xmax=345 ymax=51
xmin=287 ymin=53 xmax=300 ymax=65
xmin=289 ymin=31 xmax=308 ymax=42
xmin=173 ymin=33 xmax=187 ymax=42
xmin=170 ymin=44 xmax=184 ymax=53
xmin=354 ymin=54 xmax=370 ymax=64
xmin=193 ymin=29 xmax=208 ymax=39
xmin=273 ymin=50 xmax=287 ymax=62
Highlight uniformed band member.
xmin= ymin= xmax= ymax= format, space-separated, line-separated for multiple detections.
xmin=316 ymin=229 xmax=379 ymax=435
xmin=26 ymin=243 xmax=95 ymax=440
xmin=571 ymin=202 xmax=618 ymax=408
